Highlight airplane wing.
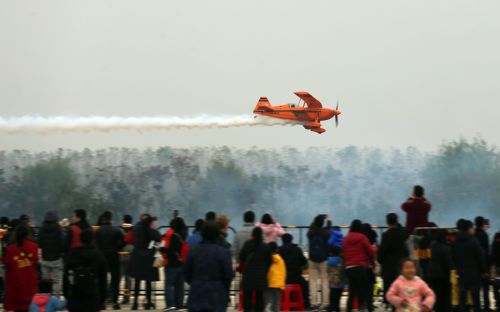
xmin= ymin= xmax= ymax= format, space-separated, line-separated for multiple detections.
xmin=294 ymin=91 xmax=323 ymax=108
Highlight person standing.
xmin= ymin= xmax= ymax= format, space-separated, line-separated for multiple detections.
xmin=491 ymin=231 xmax=500 ymax=312
xmin=232 ymin=211 xmax=256 ymax=258
xmin=161 ymin=217 xmax=188 ymax=311
xmin=38 ymin=211 xmax=64 ymax=296
xmin=256 ymin=213 xmax=285 ymax=243
xmin=279 ymin=233 xmax=309 ymax=309
xmin=95 ymin=211 xmax=124 ymax=310
xmin=186 ymin=219 xmax=204 ymax=249
xmin=64 ymin=209 xmax=92 ymax=254
xmin=377 ymin=213 xmax=409 ymax=305
xmin=475 ymin=216 xmax=492 ymax=311
xmin=239 ymin=227 xmax=272 ymax=312
xmin=127 ymin=214 xmax=161 ymax=310
xmin=119 ymin=214 xmax=134 ymax=305
xmin=216 ymin=215 xmax=231 ymax=249
xmin=184 ymin=222 xmax=233 ymax=312
xmin=264 ymin=242 xmax=286 ymax=312
xmin=66 ymin=230 xmax=108 ymax=312
xmin=451 ymin=219 xmax=487 ymax=312
xmin=343 ymin=219 xmax=376 ymax=312
xmin=427 ymin=229 xmax=452 ymax=312
xmin=401 ymin=185 xmax=431 ymax=235
xmin=3 ymin=224 xmax=39 ymax=312
xmin=307 ymin=214 xmax=331 ymax=310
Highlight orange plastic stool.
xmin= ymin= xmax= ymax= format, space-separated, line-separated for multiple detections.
xmin=280 ymin=284 xmax=305 ymax=311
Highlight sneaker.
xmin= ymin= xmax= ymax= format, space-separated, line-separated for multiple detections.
xmin=163 ymin=307 xmax=177 ymax=312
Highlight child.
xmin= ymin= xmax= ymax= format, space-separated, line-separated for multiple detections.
xmin=327 ymin=246 xmax=345 ymax=312
xmin=265 ymin=242 xmax=286 ymax=312
xmin=386 ymin=258 xmax=435 ymax=312
xmin=29 ymin=279 xmax=66 ymax=312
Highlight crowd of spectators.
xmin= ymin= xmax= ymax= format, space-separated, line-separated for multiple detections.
xmin=0 ymin=185 xmax=498 ymax=312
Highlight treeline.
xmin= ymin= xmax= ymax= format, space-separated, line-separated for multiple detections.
xmin=0 ymin=138 xmax=498 ymax=229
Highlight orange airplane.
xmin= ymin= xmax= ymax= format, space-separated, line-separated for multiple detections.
xmin=253 ymin=91 xmax=341 ymax=134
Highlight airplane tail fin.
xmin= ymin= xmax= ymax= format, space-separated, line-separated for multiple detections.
xmin=253 ymin=97 xmax=273 ymax=112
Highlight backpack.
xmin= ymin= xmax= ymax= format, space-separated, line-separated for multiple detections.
xmin=309 ymin=233 xmax=328 ymax=262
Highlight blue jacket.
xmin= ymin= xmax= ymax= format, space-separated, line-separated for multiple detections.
xmin=328 ymin=228 xmax=344 ymax=248
xmin=30 ymin=294 xmax=66 ymax=312
xmin=187 ymin=231 xmax=203 ymax=249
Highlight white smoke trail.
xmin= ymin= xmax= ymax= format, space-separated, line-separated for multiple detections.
xmin=0 ymin=115 xmax=300 ymax=134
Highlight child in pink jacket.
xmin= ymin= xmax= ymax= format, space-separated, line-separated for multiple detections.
xmin=386 ymin=258 xmax=435 ymax=312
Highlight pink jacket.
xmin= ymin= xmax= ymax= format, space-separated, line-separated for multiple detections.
xmin=386 ymin=276 xmax=435 ymax=312
xmin=255 ymin=223 xmax=285 ymax=243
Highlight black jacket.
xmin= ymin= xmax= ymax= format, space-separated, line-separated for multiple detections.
xmin=427 ymin=240 xmax=453 ymax=279
xmin=38 ymin=220 xmax=64 ymax=261
xmin=377 ymin=225 xmax=409 ymax=280
xmin=492 ymin=238 xmax=500 ymax=270
xmin=475 ymin=228 xmax=490 ymax=262
xmin=66 ymin=245 xmax=108 ymax=312
xmin=279 ymin=243 xmax=307 ymax=284
xmin=95 ymin=223 xmax=124 ymax=258
xmin=239 ymin=239 xmax=272 ymax=290
xmin=451 ymin=232 xmax=487 ymax=281
xmin=127 ymin=223 xmax=161 ymax=281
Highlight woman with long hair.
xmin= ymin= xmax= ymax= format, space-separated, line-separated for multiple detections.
xmin=239 ymin=227 xmax=272 ymax=312
xmin=343 ymin=219 xmax=376 ymax=312
xmin=127 ymin=213 xmax=161 ymax=310
xmin=255 ymin=213 xmax=285 ymax=243
xmin=3 ymin=223 xmax=39 ymax=312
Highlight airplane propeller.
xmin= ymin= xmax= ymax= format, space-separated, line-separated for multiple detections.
xmin=335 ymin=99 xmax=340 ymax=127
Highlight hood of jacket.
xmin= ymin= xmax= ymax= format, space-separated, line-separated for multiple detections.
xmin=33 ymin=294 xmax=51 ymax=307
xmin=40 ymin=220 xmax=61 ymax=234
xmin=344 ymin=232 xmax=367 ymax=245
xmin=456 ymin=231 xmax=473 ymax=242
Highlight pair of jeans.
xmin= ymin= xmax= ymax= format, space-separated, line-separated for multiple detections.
xmin=104 ymin=253 xmax=121 ymax=304
xmin=264 ymin=288 xmax=282 ymax=312
xmin=164 ymin=266 xmax=184 ymax=308
xmin=328 ymin=287 xmax=343 ymax=312
xmin=243 ymin=289 xmax=264 ymax=312
xmin=309 ymin=260 xmax=330 ymax=307
xmin=458 ymin=277 xmax=480 ymax=312
xmin=345 ymin=266 xmax=370 ymax=312
xmin=41 ymin=258 xmax=64 ymax=295
xmin=429 ymin=277 xmax=451 ymax=312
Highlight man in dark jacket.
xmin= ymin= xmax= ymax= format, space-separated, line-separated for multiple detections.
xmin=279 ymin=233 xmax=307 ymax=284
xmin=451 ymin=219 xmax=487 ymax=312
xmin=401 ymin=185 xmax=431 ymax=234
xmin=377 ymin=213 xmax=409 ymax=307
xmin=428 ymin=229 xmax=452 ymax=312
xmin=95 ymin=211 xmax=124 ymax=310
xmin=475 ymin=216 xmax=492 ymax=311
xmin=279 ymin=233 xmax=310 ymax=309
xmin=239 ymin=227 xmax=272 ymax=312
xmin=184 ymin=221 xmax=233 ymax=312
xmin=38 ymin=211 xmax=64 ymax=296
xmin=66 ymin=230 xmax=108 ymax=312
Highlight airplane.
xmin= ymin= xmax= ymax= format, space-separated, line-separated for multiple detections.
xmin=253 ymin=91 xmax=341 ymax=134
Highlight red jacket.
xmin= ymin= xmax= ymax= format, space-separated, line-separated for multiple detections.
xmin=401 ymin=197 xmax=431 ymax=233
xmin=3 ymin=240 xmax=39 ymax=311
xmin=343 ymin=232 xmax=376 ymax=268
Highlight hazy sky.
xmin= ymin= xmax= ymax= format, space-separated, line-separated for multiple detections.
xmin=1 ymin=1 xmax=500 ymax=151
